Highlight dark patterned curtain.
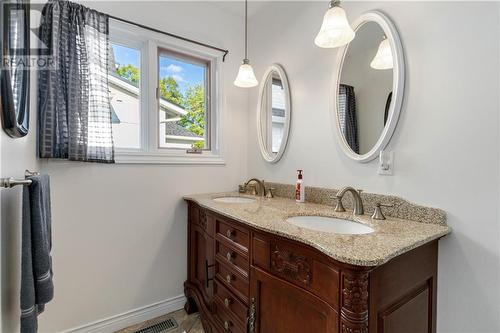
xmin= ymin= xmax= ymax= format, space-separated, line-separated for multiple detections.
xmin=38 ymin=0 xmax=114 ymax=163
xmin=338 ymin=84 xmax=359 ymax=154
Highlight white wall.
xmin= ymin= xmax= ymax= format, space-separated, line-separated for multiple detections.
xmin=1 ymin=2 xmax=248 ymax=332
xmin=247 ymin=2 xmax=500 ymax=332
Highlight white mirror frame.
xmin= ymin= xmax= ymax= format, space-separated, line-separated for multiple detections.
xmin=257 ymin=64 xmax=291 ymax=163
xmin=333 ymin=11 xmax=405 ymax=163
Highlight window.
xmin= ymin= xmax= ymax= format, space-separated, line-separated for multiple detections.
xmin=271 ymin=77 xmax=285 ymax=153
xmin=108 ymin=20 xmax=223 ymax=164
xmin=109 ymin=43 xmax=141 ymax=149
xmin=158 ymin=49 xmax=210 ymax=150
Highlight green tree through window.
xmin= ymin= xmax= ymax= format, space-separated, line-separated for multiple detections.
xmin=116 ymin=64 xmax=139 ymax=84
xmin=179 ymin=84 xmax=205 ymax=136
xmin=115 ymin=64 xmax=206 ymax=148
xmin=159 ymin=76 xmax=184 ymax=106
xmin=180 ymin=84 xmax=205 ymax=149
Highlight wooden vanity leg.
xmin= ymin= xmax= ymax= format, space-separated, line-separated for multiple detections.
xmin=183 ymin=283 xmax=198 ymax=315
xmin=184 ymin=297 xmax=198 ymax=314
xmin=341 ymin=271 xmax=369 ymax=333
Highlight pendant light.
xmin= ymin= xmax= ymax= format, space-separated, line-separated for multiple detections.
xmin=314 ymin=0 xmax=355 ymax=48
xmin=370 ymin=36 xmax=393 ymax=70
xmin=234 ymin=0 xmax=258 ymax=88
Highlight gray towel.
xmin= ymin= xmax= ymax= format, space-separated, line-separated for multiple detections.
xmin=21 ymin=175 xmax=54 ymax=333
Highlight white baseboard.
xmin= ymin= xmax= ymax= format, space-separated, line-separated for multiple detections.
xmin=62 ymin=295 xmax=186 ymax=333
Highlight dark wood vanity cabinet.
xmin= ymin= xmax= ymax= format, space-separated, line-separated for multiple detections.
xmin=184 ymin=202 xmax=439 ymax=333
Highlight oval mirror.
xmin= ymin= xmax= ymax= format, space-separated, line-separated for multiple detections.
xmin=334 ymin=11 xmax=405 ymax=162
xmin=257 ymin=64 xmax=291 ymax=163
xmin=0 ymin=1 xmax=30 ymax=138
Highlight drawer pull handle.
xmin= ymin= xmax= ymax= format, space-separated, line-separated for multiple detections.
xmin=226 ymin=229 xmax=234 ymax=239
xmin=224 ymin=320 xmax=230 ymax=330
xmin=226 ymin=274 xmax=232 ymax=283
xmin=224 ymin=297 xmax=231 ymax=307
xmin=226 ymin=251 xmax=234 ymax=262
xmin=204 ymin=260 xmax=214 ymax=289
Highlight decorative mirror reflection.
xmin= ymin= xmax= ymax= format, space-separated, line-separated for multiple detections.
xmin=0 ymin=1 xmax=30 ymax=138
xmin=257 ymin=64 xmax=291 ymax=163
xmin=334 ymin=11 xmax=405 ymax=162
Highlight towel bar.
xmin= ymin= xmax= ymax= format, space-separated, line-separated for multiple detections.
xmin=0 ymin=170 xmax=40 ymax=188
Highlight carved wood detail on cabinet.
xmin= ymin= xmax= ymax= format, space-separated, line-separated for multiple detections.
xmin=199 ymin=210 xmax=208 ymax=230
xmin=341 ymin=325 xmax=368 ymax=333
xmin=184 ymin=203 xmax=440 ymax=333
xmin=270 ymin=243 xmax=312 ymax=287
xmin=342 ymin=272 xmax=369 ymax=313
xmin=341 ymin=272 xmax=369 ymax=333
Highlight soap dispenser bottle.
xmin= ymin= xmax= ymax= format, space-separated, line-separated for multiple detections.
xmin=295 ymin=170 xmax=305 ymax=203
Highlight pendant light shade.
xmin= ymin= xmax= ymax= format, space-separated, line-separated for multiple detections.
xmin=234 ymin=0 xmax=258 ymax=88
xmin=234 ymin=59 xmax=258 ymax=88
xmin=315 ymin=1 xmax=355 ymax=48
xmin=370 ymin=37 xmax=393 ymax=70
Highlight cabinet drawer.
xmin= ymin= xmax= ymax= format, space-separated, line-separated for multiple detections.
xmin=214 ymin=280 xmax=248 ymax=327
xmin=213 ymin=298 xmax=246 ymax=333
xmin=216 ymin=218 xmax=249 ymax=252
xmin=216 ymin=240 xmax=249 ymax=277
xmin=216 ymin=259 xmax=249 ymax=304
xmin=252 ymin=233 xmax=340 ymax=309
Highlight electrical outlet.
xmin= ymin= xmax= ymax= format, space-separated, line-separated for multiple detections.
xmin=378 ymin=151 xmax=394 ymax=175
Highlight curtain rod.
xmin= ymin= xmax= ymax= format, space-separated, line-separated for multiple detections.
xmin=107 ymin=15 xmax=229 ymax=62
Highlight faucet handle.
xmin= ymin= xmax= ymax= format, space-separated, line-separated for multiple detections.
xmin=371 ymin=203 xmax=394 ymax=220
xmin=330 ymin=195 xmax=346 ymax=212
xmin=238 ymin=184 xmax=246 ymax=193
xmin=266 ymin=187 xmax=275 ymax=198
xmin=248 ymin=184 xmax=258 ymax=196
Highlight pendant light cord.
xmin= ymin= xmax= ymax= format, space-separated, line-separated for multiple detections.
xmin=245 ymin=0 xmax=248 ymax=60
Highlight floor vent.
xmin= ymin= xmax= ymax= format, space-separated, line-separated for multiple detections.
xmin=133 ymin=317 xmax=178 ymax=333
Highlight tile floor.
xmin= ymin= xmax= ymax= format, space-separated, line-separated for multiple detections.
xmin=115 ymin=309 xmax=204 ymax=333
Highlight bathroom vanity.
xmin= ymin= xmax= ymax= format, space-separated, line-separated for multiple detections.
xmin=180 ymin=9 xmax=446 ymax=332
xmin=183 ymin=192 xmax=450 ymax=333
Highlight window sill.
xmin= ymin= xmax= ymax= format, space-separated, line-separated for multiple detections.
xmin=114 ymin=151 xmax=225 ymax=165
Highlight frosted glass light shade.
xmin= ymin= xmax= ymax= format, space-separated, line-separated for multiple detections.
xmin=370 ymin=38 xmax=393 ymax=70
xmin=234 ymin=61 xmax=258 ymax=88
xmin=315 ymin=5 xmax=355 ymax=48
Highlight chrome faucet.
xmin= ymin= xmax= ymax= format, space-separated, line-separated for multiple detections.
xmin=243 ymin=178 xmax=267 ymax=197
xmin=333 ymin=186 xmax=364 ymax=215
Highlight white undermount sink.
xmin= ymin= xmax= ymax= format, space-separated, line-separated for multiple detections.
xmin=213 ymin=196 xmax=256 ymax=203
xmin=286 ymin=216 xmax=374 ymax=235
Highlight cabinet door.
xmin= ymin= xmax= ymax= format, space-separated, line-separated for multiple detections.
xmin=190 ymin=224 xmax=214 ymax=304
xmin=249 ymin=267 xmax=338 ymax=333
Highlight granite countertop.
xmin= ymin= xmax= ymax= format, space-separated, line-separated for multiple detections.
xmin=184 ymin=192 xmax=451 ymax=267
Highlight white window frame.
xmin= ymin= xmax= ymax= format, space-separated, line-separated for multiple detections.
xmin=109 ymin=20 xmax=225 ymax=165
